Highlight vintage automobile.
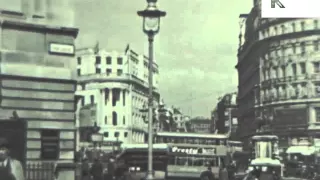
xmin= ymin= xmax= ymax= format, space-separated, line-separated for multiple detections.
xmin=243 ymin=158 xmax=283 ymax=180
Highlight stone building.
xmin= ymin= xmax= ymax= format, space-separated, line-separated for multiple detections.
xmin=236 ymin=0 xmax=320 ymax=150
xmin=215 ymin=92 xmax=238 ymax=139
xmin=0 ymin=0 xmax=78 ymax=168
xmin=75 ymin=44 xmax=160 ymax=148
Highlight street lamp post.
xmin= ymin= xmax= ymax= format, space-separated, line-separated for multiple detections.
xmin=137 ymin=1 xmax=166 ymax=180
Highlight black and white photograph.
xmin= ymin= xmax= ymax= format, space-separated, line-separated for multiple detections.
xmin=0 ymin=0 xmax=318 ymax=180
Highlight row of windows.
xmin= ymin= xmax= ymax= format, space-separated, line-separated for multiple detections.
xmin=260 ymin=19 xmax=318 ymax=40
xmin=168 ymin=157 xmax=222 ymax=167
xmin=155 ymin=137 xmax=227 ymax=145
xmin=104 ymin=112 xmax=126 ymax=126
xmin=77 ymin=68 xmax=123 ymax=76
xmin=262 ymin=40 xmax=319 ymax=60
xmin=262 ymin=62 xmax=320 ymax=81
xmin=103 ymin=131 xmax=128 ymax=138
xmin=77 ymin=56 xmax=123 ymax=65
xmin=82 ymin=89 xmax=126 ymax=107
xmin=260 ymin=82 xmax=320 ymax=102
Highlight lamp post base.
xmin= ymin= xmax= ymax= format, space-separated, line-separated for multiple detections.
xmin=144 ymin=171 xmax=156 ymax=180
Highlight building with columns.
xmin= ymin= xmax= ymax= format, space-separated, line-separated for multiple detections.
xmin=236 ymin=0 xmax=320 ymax=150
xmin=76 ymin=44 xmax=160 ymax=148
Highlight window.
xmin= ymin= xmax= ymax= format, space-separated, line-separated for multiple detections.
xmin=314 ymin=40 xmax=319 ymax=51
xmin=123 ymin=116 xmax=126 ymax=125
xmin=300 ymin=62 xmax=306 ymax=74
xmin=281 ymin=25 xmax=285 ymax=34
xmin=300 ymin=21 xmax=305 ymax=31
xmin=105 ymin=116 xmax=107 ymax=124
xmin=117 ymin=57 xmax=123 ymax=64
xmin=124 ymin=132 xmax=128 ymax=138
xmin=114 ymin=132 xmax=119 ymax=138
xmin=77 ymin=69 xmax=81 ymax=76
xmin=300 ymin=42 xmax=306 ymax=55
xmin=292 ymin=64 xmax=297 ymax=76
xmin=117 ymin=69 xmax=123 ymax=76
xmin=104 ymin=89 xmax=109 ymax=104
xmin=90 ymin=95 xmax=94 ymax=104
xmin=292 ymin=23 xmax=296 ymax=32
xmin=106 ymin=69 xmax=112 ymax=75
xmin=77 ymin=57 xmax=81 ymax=65
xmin=103 ymin=132 xmax=109 ymax=137
xmin=314 ymin=20 xmax=318 ymax=29
xmin=81 ymin=98 xmax=84 ymax=106
xmin=95 ymin=56 xmax=101 ymax=64
xmin=41 ymin=129 xmax=59 ymax=160
xmin=106 ymin=57 xmax=112 ymax=64
xmin=292 ymin=43 xmax=296 ymax=53
xmin=274 ymin=26 xmax=278 ymax=35
xmin=96 ymin=68 xmax=101 ymax=74
xmin=314 ymin=62 xmax=320 ymax=73
xmin=123 ymin=91 xmax=126 ymax=106
xmin=112 ymin=111 xmax=117 ymax=125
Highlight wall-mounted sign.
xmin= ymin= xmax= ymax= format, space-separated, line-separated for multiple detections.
xmin=171 ymin=146 xmax=216 ymax=155
xmin=49 ymin=43 xmax=75 ymax=55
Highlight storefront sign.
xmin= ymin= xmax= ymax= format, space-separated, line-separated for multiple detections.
xmin=49 ymin=43 xmax=75 ymax=55
xmin=172 ymin=146 xmax=216 ymax=155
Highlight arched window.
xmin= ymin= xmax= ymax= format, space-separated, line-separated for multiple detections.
xmin=112 ymin=111 xmax=117 ymax=125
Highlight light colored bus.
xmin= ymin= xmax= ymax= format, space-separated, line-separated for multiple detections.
xmin=155 ymin=132 xmax=229 ymax=179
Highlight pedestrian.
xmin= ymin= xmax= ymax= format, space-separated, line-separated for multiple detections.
xmin=104 ymin=157 xmax=115 ymax=180
xmin=0 ymin=137 xmax=25 ymax=180
xmin=219 ymin=162 xmax=229 ymax=180
xmin=82 ymin=158 xmax=91 ymax=180
xmin=200 ymin=164 xmax=215 ymax=180
xmin=91 ymin=158 xmax=104 ymax=180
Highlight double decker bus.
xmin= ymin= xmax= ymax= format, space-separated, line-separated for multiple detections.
xmin=227 ymin=141 xmax=243 ymax=154
xmin=154 ymin=132 xmax=229 ymax=179
xmin=115 ymin=143 xmax=169 ymax=180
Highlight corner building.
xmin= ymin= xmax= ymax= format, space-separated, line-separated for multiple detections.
xmin=0 ymin=0 xmax=78 ymax=164
xmin=76 ymin=45 xmax=160 ymax=147
xmin=237 ymin=0 xmax=320 ymax=150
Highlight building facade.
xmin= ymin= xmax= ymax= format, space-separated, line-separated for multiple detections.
xmin=237 ymin=0 xmax=320 ymax=150
xmin=215 ymin=93 xmax=238 ymax=139
xmin=0 ymin=0 xmax=78 ymax=166
xmin=75 ymin=44 xmax=160 ymax=148
xmin=189 ymin=117 xmax=212 ymax=133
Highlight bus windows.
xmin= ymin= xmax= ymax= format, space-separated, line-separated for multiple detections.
xmin=177 ymin=157 xmax=188 ymax=165
xmin=168 ymin=156 xmax=175 ymax=165
xmin=193 ymin=157 xmax=204 ymax=166
xmin=187 ymin=138 xmax=193 ymax=144
xmin=194 ymin=138 xmax=200 ymax=144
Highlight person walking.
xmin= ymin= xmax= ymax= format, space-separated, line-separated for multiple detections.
xmin=219 ymin=162 xmax=229 ymax=180
xmin=200 ymin=164 xmax=215 ymax=180
xmin=81 ymin=158 xmax=91 ymax=180
xmin=91 ymin=158 xmax=104 ymax=180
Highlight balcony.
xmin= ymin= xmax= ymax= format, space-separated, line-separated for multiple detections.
xmin=261 ymin=74 xmax=309 ymax=88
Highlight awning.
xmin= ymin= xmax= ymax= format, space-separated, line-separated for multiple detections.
xmin=250 ymin=158 xmax=281 ymax=166
xmin=286 ymin=146 xmax=316 ymax=155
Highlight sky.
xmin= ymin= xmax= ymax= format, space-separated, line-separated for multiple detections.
xmin=74 ymin=0 xmax=253 ymax=118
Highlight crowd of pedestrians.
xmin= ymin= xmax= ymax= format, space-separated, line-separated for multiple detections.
xmin=80 ymin=157 xmax=116 ymax=180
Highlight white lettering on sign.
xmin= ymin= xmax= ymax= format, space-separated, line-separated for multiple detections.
xmin=172 ymin=147 xmax=216 ymax=155
xmin=49 ymin=43 xmax=75 ymax=55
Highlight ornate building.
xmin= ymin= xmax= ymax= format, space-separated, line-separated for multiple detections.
xmin=237 ymin=0 xmax=320 ymax=150
xmin=75 ymin=44 xmax=160 ymax=147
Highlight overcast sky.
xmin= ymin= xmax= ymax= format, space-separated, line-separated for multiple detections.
xmin=74 ymin=0 xmax=253 ymax=118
